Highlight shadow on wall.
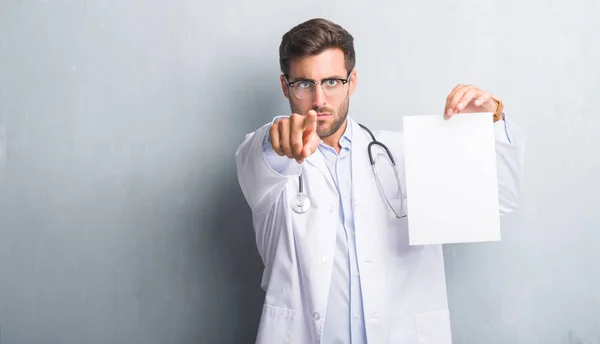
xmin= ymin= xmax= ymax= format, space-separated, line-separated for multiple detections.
xmin=205 ymin=61 xmax=283 ymax=343
xmin=210 ymin=174 xmax=265 ymax=342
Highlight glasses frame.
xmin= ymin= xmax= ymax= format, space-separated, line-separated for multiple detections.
xmin=284 ymin=70 xmax=353 ymax=100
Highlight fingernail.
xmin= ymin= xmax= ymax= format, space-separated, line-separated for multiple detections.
xmin=457 ymin=102 xmax=463 ymax=110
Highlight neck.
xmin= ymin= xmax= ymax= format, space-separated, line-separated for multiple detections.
xmin=321 ymin=119 xmax=348 ymax=153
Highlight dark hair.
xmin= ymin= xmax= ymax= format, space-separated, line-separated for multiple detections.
xmin=279 ymin=18 xmax=355 ymax=76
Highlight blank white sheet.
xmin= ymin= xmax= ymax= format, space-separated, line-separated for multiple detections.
xmin=402 ymin=112 xmax=501 ymax=245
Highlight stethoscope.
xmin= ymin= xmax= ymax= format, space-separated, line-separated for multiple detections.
xmin=291 ymin=124 xmax=407 ymax=218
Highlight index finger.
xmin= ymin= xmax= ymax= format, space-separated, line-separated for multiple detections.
xmin=303 ymin=110 xmax=317 ymax=132
xmin=446 ymin=85 xmax=469 ymax=118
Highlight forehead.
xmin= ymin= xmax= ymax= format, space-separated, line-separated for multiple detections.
xmin=287 ymin=48 xmax=348 ymax=79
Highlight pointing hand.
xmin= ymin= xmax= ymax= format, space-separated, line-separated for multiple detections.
xmin=270 ymin=110 xmax=320 ymax=163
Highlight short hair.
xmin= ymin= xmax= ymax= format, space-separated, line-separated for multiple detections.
xmin=279 ymin=18 xmax=356 ymax=76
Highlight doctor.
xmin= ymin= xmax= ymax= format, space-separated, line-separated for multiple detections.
xmin=235 ymin=18 xmax=525 ymax=344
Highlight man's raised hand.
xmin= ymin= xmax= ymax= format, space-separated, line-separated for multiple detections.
xmin=270 ymin=110 xmax=320 ymax=163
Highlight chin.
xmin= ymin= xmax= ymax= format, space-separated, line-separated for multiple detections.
xmin=316 ymin=126 xmax=329 ymax=137
xmin=317 ymin=126 xmax=336 ymax=138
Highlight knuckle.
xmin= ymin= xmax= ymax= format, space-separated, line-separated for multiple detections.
xmin=272 ymin=144 xmax=282 ymax=155
xmin=285 ymin=149 xmax=294 ymax=159
xmin=278 ymin=123 xmax=287 ymax=135
xmin=292 ymin=142 xmax=302 ymax=153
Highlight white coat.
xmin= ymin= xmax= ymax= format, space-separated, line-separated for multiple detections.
xmin=235 ymin=116 xmax=526 ymax=344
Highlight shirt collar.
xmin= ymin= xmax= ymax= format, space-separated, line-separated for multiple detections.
xmin=317 ymin=116 xmax=353 ymax=150
xmin=339 ymin=116 xmax=353 ymax=148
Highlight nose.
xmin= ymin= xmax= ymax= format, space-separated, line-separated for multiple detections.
xmin=312 ymin=84 xmax=327 ymax=108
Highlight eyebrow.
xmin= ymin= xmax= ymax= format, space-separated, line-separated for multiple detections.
xmin=290 ymin=75 xmax=347 ymax=82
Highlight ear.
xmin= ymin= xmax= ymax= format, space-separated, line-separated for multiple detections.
xmin=280 ymin=74 xmax=290 ymax=99
xmin=348 ymin=69 xmax=357 ymax=96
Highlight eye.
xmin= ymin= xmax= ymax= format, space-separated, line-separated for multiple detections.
xmin=297 ymin=81 xmax=313 ymax=89
xmin=324 ymin=79 xmax=339 ymax=87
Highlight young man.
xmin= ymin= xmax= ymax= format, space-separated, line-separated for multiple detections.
xmin=235 ymin=18 xmax=525 ymax=344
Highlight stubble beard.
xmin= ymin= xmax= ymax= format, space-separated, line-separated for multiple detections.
xmin=289 ymin=93 xmax=350 ymax=139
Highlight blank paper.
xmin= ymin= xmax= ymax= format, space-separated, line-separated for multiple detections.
xmin=402 ymin=112 xmax=501 ymax=245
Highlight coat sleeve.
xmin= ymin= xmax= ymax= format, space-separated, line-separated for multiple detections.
xmin=493 ymin=117 xmax=527 ymax=215
xmin=235 ymin=121 xmax=302 ymax=215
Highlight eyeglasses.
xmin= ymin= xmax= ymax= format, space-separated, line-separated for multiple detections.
xmin=284 ymin=71 xmax=352 ymax=100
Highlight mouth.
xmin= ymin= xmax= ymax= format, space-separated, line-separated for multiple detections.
xmin=317 ymin=113 xmax=331 ymax=118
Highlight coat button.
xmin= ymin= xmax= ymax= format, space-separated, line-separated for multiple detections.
xmin=313 ymin=312 xmax=321 ymax=321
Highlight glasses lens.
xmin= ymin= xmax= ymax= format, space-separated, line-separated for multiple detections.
xmin=323 ymin=80 xmax=344 ymax=97
xmin=292 ymin=81 xmax=313 ymax=99
xmin=292 ymin=80 xmax=346 ymax=99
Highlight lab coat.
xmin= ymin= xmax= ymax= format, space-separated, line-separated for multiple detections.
xmin=235 ymin=116 xmax=526 ymax=344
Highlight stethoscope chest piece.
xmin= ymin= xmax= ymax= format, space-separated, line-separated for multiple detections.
xmin=291 ymin=192 xmax=311 ymax=214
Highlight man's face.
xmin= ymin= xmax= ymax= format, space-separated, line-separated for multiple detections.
xmin=280 ymin=48 xmax=357 ymax=139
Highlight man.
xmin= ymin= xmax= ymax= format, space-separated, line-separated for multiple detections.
xmin=235 ymin=18 xmax=525 ymax=344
